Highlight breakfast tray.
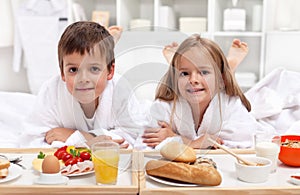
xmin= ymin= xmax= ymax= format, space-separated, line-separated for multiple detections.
xmin=139 ymin=149 xmax=300 ymax=195
xmin=0 ymin=148 xmax=139 ymax=195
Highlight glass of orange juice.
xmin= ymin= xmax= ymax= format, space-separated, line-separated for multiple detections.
xmin=91 ymin=141 xmax=120 ymax=185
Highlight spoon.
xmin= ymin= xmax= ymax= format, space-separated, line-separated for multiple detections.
xmin=207 ymin=138 xmax=257 ymax=166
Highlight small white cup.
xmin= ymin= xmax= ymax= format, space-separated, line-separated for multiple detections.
xmin=254 ymin=133 xmax=280 ymax=173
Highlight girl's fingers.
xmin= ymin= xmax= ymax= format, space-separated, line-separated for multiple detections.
xmin=144 ymin=128 xmax=159 ymax=133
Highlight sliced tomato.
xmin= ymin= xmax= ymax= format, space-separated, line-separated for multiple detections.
xmin=80 ymin=152 xmax=91 ymax=161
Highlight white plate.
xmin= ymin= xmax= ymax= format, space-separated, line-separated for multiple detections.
xmin=147 ymin=175 xmax=199 ymax=187
xmin=0 ymin=164 xmax=23 ymax=183
xmin=290 ymin=173 xmax=300 ymax=185
xmin=34 ymin=175 xmax=69 ymax=185
xmin=64 ymin=170 xmax=94 ymax=177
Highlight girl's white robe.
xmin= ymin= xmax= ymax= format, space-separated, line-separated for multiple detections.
xmin=147 ymin=92 xmax=261 ymax=149
xmin=19 ymin=75 xmax=143 ymax=148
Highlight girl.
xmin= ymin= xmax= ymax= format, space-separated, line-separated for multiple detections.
xmin=143 ymin=35 xmax=259 ymax=149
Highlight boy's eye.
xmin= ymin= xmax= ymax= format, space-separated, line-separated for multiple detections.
xmin=90 ymin=66 xmax=101 ymax=72
xmin=69 ymin=67 xmax=78 ymax=73
xmin=179 ymin=71 xmax=189 ymax=77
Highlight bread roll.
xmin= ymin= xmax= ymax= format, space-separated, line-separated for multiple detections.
xmin=0 ymin=168 xmax=8 ymax=179
xmin=146 ymin=159 xmax=222 ymax=186
xmin=160 ymin=141 xmax=196 ymax=163
xmin=0 ymin=158 xmax=10 ymax=170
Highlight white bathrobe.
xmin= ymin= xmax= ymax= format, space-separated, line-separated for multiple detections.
xmin=19 ymin=75 xmax=144 ymax=148
xmin=147 ymin=92 xmax=261 ymax=149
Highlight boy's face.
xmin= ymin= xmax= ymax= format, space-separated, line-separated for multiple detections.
xmin=61 ymin=46 xmax=114 ymax=106
xmin=177 ymin=47 xmax=216 ymax=107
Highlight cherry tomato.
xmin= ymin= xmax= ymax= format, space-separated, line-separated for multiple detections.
xmin=55 ymin=150 xmax=67 ymax=160
xmin=74 ymin=157 xmax=83 ymax=163
xmin=64 ymin=158 xmax=77 ymax=166
xmin=62 ymin=153 xmax=73 ymax=162
xmin=54 ymin=146 xmax=67 ymax=158
xmin=80 ymin=152 xmax=91 ymax=161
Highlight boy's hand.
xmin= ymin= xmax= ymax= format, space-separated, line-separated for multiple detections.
xmin=45 ymin=127 xmax=75 ymax=144
xmin=113 ymin=138 xmax=129 ymax=149
xmin=142 ymin=121 xmax=176 ymax=148
xmin=86 ymin=136 xmax=129 ymax=149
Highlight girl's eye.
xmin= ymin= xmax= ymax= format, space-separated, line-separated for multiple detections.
xmin=90 ymin=66 xmax=101 ymax=73
xmin=179 ymin=71 xmax=189 ymax=77
xmin=69 ymin=67 xmax=78 ymax=73
xmin=200 ymin=70 xmax=209 ymax=75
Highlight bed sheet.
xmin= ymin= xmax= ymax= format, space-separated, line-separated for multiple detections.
xmin=0 ymin=91 xmax=36 ymax=147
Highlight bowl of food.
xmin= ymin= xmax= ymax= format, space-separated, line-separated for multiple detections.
xmin=235 ymin=156 xmax=272 ymax=183
xmin=279 ymin=135 xmax=300 ymax=167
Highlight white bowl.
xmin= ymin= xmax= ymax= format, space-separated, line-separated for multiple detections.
xmin=235 ymin=156 xmax=272 ymax=183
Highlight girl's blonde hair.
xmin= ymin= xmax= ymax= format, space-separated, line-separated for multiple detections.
xmin=155 ymin=34 xmax=251 ymax=112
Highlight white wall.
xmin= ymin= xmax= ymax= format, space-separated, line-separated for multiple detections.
xmin=0 ymin=47 xmax=29 ymax=92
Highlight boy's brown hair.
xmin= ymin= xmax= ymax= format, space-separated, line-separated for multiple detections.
xmin=58 ymin=21 xmax=115 ymax=75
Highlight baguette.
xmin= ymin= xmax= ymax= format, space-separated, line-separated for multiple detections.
xmin=160 ymin=141 xmax=196 ymax=163
xmin=145 ymin=159 xmax=222 ymax=186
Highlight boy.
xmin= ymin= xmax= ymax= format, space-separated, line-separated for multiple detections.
xmin=20 ymin=21 xmax=142 ymax=148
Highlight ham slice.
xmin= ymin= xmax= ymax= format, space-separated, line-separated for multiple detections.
xmin=61 ymin=160 xmax=94 ymax=176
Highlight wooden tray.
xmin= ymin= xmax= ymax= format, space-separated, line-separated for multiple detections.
xmin=0 ymin=148 xmax=138 ymax=195
xmin=140 ymin=149 xmax=300 ymax=195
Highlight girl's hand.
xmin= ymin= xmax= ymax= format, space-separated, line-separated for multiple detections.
xmin=189 ymin=134 xmax=224 ymax=149
xmin=45 ymin=127 xmax=75 ymax=144
xmin=142 ymin=121 xmax=176 ymax=148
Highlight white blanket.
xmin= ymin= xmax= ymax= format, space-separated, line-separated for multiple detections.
xmin=19 ymin=75 xmax=144 ymax=148
xmin=246 ymin=68 xmax=300 ymax=135
xmin=0 ymin=91 xmax=36 ymax=147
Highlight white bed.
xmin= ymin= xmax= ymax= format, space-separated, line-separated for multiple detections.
xmin=0 ymin=91 xmax=35 ymax=147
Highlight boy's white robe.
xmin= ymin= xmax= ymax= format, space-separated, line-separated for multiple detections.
xmin=19 ymin=75 xmax=144 ymax=148
xmin=147 ymin=92 xmax=261 ymax=149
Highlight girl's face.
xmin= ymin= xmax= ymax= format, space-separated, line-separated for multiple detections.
xmin=61 ymin=46 xmax=114 ymax=106
xmin=177 ymin=47 xmax=216 ymax=107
